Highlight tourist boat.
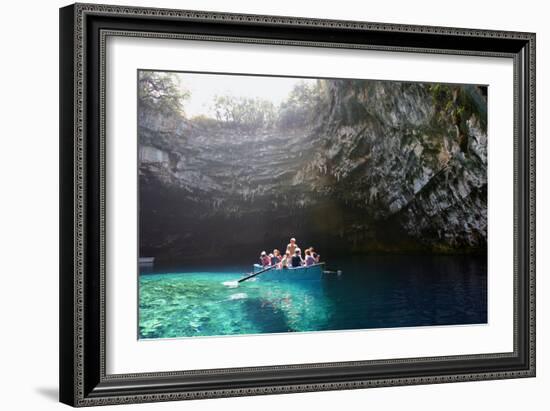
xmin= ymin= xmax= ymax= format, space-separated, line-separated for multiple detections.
xmin=251 ymin=263 xmax=325 ymax=281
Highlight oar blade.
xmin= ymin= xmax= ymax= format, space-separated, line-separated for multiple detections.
xmin=222 ymin=280 xmax=239 ymax=288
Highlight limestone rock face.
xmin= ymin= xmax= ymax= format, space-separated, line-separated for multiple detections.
xmin=138 ymin=80 xmax=487 ymax=263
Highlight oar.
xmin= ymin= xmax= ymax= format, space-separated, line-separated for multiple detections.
xmin=238 ymin=265 xmax=276 ymax=283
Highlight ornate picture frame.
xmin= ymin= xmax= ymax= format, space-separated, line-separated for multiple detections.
xmin=59 ymin=3 xmax=535 ymax=406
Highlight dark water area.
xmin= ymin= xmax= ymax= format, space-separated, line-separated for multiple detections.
xmin=139 ymin=255 xmax=487 ymax=339
xmin=319 ymin=255 xmax=487 ymax=329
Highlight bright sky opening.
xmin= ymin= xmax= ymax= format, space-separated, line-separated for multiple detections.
xmin=175 ymin=72 xmax=316 ymax=118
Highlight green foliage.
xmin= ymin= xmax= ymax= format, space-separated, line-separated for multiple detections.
xmin=189 ymin=114 xmax=220 ymax=128
xmin=138 ymin=71 xmax=190 ymax=115
xmin=277 ymin=80 xmax=328 ymax=129
xmin=212 ymin=95 xmax=277 ymax=130
xmin=429 ymin=84 xmax=484 ymax=127
xmin=428 ymin=83 xmax=488 ymax=154
xmin=429 ymin=84 xmax=454 ymax=113
xmin=182 ymin=79 xmax=329 ymax=131
xmin=429 ymin=83 xmax=487 ymax=144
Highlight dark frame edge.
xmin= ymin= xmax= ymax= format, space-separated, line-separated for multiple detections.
xmin=60 ymin=2 xmax=536 ymax=407
xmin=60 ymin=3 xmax=77 ymax=407
xmin=513 ymin=33 xmax=536 ymax=380
xmin=525 ymin=32 xmax=536 ymax=378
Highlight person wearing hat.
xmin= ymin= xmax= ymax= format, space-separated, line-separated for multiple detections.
xmin=259 ymin=251 xmax=271 ymax=267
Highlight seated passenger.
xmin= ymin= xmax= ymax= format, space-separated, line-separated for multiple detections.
xmin=291 ymin=249 xmax=304 ymax=268
xmin=271 ymin=249 xmax=282 ymax=267
xmin=281 ymin=251 xmax=291 ymax=268
xmin=304 ymin=249 xmax=316 ymax=266
xmin=309 ymin=247 xmax=320 ymax=263
xmin=260 ymin=251 xmax=271 ymax=267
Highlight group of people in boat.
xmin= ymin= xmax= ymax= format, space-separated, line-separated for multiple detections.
xmin=259 ymin=238 xmax=321 ymax=269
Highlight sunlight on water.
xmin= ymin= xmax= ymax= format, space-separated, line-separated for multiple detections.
xmin=139 ymin=271 xmax=333 ymax=339
xmin=139 ymin=256 xmax=487 ymax=339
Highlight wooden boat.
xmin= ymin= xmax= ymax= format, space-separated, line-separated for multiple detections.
xmin=251 ymin=263 xmax=325 ymax=281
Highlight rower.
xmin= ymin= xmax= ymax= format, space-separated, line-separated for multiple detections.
xmin=286 ymin=237 xmax=299 ymax=257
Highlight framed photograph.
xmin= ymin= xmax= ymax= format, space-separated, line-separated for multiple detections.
xmin=59 ymin=3 xmax=536 ymax=407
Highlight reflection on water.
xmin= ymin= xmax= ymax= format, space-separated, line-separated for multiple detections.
xmin=139 ymin=255 xmax=487 ymax=339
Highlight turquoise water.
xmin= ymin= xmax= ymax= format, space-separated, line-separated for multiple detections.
xmin=139 ymin=256 xmax=487 ymax=339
